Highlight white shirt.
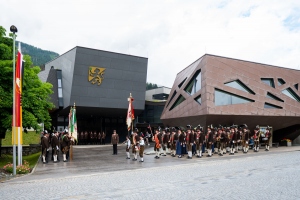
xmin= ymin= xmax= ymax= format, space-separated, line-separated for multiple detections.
xmin=126 ymin=139 xmax=131 ymax=148
xmin=140 ymin=139 xmax=145 ymax=146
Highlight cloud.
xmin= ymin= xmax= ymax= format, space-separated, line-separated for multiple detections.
xmin=1 ymin=0 xmax=300 ymax=87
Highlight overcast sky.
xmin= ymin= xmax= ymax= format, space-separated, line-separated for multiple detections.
xmin=1 ymin=0 xmax=300 ymax=87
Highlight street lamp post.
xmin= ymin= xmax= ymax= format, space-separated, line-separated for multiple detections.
xmin=10 ymin=25 xmax=17 ymax=176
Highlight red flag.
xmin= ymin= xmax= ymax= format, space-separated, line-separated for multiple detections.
xmin=14 ymin=43 xmax=23 ymax=127
xmin=126 ymin=95 xmax=135 ymax=130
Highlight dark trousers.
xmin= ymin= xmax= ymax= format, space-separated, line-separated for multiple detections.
xmin=113 ymin=144 xmax=117 ymax=154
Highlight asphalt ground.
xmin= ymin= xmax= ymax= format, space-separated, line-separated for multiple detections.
xmin=1 ymin=144 xmax=300 ymax=199
xmin=4 ymin=144 xmax=300 ymax=182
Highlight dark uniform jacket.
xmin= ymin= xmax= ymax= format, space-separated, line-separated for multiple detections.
xmin=174 ymin=133 xmax=179 ymax=142
xmin=134 ymin=135 xmax=140 ymax=144
xmin=179 ymin=133 xmax=184 ymax=143
xmin=163 ymin=133 xmax=169 ymax=144
xmin=111 ymin=134 xmax=119 ymax=144
xmin=199 ymin=132 xmax=205 ymax=144
xmin=41 ymin=136 xmax=49 ymax=149
xmin=207 ymin=131 xmax=214 ymax=143
xmin=220 ymin=132 xmax=226 ymax=142
xmin=187 ymin=132 xmax=194 ymax=143
xmin=51 ymin=135 xmax=59 ymax=148
xmin=244 ymin=131 xmax=250 ymax=140
xmin=231 ymin=131 xmax=237 ymax=141
xmin=62 ymin=135 xmax=70 ymax=148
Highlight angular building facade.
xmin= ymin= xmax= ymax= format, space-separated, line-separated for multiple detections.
xmin=39 ymin=46 xmax=148 ymax=141
xmin=161 ymin=54 xmax=300 ymax=143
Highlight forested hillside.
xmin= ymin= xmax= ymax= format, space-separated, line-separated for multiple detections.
xmin=17 ymin=42 xmax=59 ymax=67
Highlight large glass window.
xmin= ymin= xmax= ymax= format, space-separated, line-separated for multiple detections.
xmin=266 ymin=92 xmax=284 ymax=102
xmin=261 ymin=78 xmax=275 ymax=88
xmin=264 ymin=102 xmax=282 ymax=109
xmin=166 ymin=90 xmax=177 ymax=108
xmin=178 ymin=77 xmax=187 ymax=88
xmin=169 ymin=95 xmax=186 ymax=111
xmin=225 ymin=80 xmax=255 ymax=94
xmin=194 ymin=95 xmax=201 ymax=105
xmin=277 ymin=78 xmax=286 ymax=86
xmin=184 ymin=70 xmax=201 ymax=95
xmin=282 ymin=87 xmax=300 ymax=102
xmin=214 ymin=89 xmax=254 ymax=106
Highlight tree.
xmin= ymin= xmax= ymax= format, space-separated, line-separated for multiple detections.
xmin=146 ymin=82 xmax=158 ymax=90
xmin=0 ymin=25 xmax=54 ymax=139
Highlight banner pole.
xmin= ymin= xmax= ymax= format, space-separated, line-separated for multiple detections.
xmin=12 ymin=32 xmax=16 ymax=176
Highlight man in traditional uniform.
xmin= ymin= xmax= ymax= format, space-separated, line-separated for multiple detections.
xmin=161 ymin=128 xmax=169 ymax=156
xmin=61 ymin=130 xmax=70 ymax=162
xmin=41 ymin=131 xmax=50 ymax=164
xmin=253 ymin=125 xmax=260 ymax=152
xmin=153 ymin=129 xmax=161 ymax=159
xmin=170 ymin=127 xmax=177 ymax=157
xmin=123 ymin=135 xmax=131 ymax=159
xmin=216 ymin=126 xmax=222 ymax=155
xmin=52 ymin=131 xmax=60 ymax=163
xmin=195 ymin=125 xmax=204 ymax=158
xmin=84 ymin=131 xmax=88 ymax=145
xmin=166 ymin=128 xmax=171 ymax=155
xmin=97 ymin=131 xmax=102 ymax=145
xmin=230 ymin=125 xmax=237 ymax=155
xmin=242 ymin=124 xmax=250 ymax=153
xmin=206 ymin=125 xmax=214 ymax=157
xmin=236 ymin=127 xmax=242 ymax=153
xmin=111 ymin=130 xmax=119 ymax=155
xmin=263 ymin=126 xmax=271 ymax=151
xmin=219 ymin=127 xmax=227 ymax=156
xmin=102 ymin=131 xmax=106 ymax=145
xmin=132 ymin=129 xmax=140 ymax=161
xmin=139 ymin=135 xmax=145 ymax=162
xmin=186 ymin=125 xmax=194 ymax=159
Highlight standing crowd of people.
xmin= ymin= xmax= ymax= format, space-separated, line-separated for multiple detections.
xmin=77 ymin=131 xmax=106 ymax=145
xmin=41 ymin=129 xmax=74 ymax=164
xmin=122 ymin=124 xmax=272 ymax=162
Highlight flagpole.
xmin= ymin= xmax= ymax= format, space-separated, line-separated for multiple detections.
xmin=10 ymin=25 xmax=17 ymax=176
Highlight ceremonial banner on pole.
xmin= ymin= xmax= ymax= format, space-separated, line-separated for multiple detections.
xmin=68 ymin=103 xmax=78 ymax=142
xmin=12 ymin=42 xmax=23 ymax=146
xmin=126 ymin=93 xmax=135 ymax=131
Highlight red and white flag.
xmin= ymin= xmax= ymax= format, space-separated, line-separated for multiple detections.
xmin=126 ymin=95 xmax=135 ymax=130
xmin=14 ymin=42 xmax=23 ymax=127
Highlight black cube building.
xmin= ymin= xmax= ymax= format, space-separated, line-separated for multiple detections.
xmin=39 ymin=46 xmax=148 ymax=142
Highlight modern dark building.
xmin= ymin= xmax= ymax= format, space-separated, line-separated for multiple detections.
xmin=136 ymin=87 xmax=171 ymax=129
xmin=161 ymin=54 xmax=300 ymax=144
xmin=39 ymin=46 xmax=148 ymax=141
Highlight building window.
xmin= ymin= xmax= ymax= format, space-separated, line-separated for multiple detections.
xmin=224 ymin=80 xmax=255 ymax=94
xmin=214 ymin=89 xmax=254 ymax=106
xmin=266 ymin=92 xmax=284 ymax=102
xmin=194 ymin=95 xmax=201 ymax=105
xmin=58 ymin=79 xmax=62 ymax=87
xmin=277 ymin=78 xmax=286 ymax=86
xmin=261 ymin=78 xmax=275 ymax=88
xmin=166 ymin=90 xmax=177 ymax=108
xmin=58 ymin=88 xmax=63 ymax=98
xmin=282 ymin=87 xmax=300 ymax=102
xmin=178 ymin=77 xmax=187 ymax=88
xmin=169 ymin=94 xmax=186 ymax=111
xmin=184 ymin=70 xmax=201 ymax=95
xmin=294 ymin=84 xmax=299 ymax=90
xmin=264 ymin=102 xmax=283 ymax=109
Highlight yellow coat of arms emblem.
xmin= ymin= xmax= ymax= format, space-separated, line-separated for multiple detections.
xmin=88 ymin=66 xmax=106 ymax=85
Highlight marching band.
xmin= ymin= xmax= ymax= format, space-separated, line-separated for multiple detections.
xmin=126 ymin=124 xmax=272 ymax=161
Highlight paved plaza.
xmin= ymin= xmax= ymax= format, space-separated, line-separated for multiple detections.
xmin=1 ymin=145 xmax=300 ymax=199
